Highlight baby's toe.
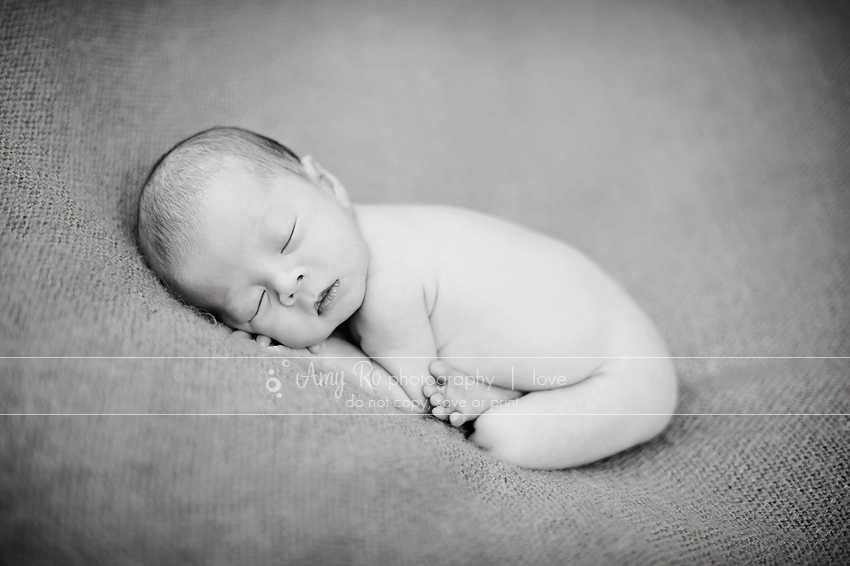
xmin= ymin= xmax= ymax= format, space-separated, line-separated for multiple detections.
xmin=431 ymin=405 xmax=451 ymax=421
xmin=429 ymin=392 xmax=445 ymax=406
xmin=423 ymin=383 xmax=438 ymax=398
xmin=449 ymin=412 xmax=467 ymax=428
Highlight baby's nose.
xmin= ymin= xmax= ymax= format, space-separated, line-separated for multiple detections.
xmin=276 ymin=273 xmax=304 ymax=307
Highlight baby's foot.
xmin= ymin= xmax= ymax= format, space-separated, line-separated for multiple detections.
xmin=424 ymin=360 xmax=522 ymax=427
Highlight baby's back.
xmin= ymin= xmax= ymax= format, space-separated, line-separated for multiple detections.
xmin=355 ymin=204 xmax=662 ymax=382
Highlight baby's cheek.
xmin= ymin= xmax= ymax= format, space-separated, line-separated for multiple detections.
xmin=273 ymin=325 xmax=328 ymax=349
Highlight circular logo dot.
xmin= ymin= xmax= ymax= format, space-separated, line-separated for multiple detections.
xmin=266 ymin=377 xmax=282 ymax=393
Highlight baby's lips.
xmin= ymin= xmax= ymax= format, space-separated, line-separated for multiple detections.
xmin=316 ymin=279 xmax=340 ymax=315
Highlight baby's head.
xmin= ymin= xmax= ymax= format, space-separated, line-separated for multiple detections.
xmin=138 ymin=127 xmax=369 ymax=348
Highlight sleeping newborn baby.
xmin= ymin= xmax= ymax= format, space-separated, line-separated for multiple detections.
xmin=137 ymin=127 xmax=677 ymax=469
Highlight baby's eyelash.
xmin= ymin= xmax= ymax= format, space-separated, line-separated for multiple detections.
xmin=249 ymin=290 xmax=265 ymax=322
xmin=281 ymin=219 xmax=297 ymax=252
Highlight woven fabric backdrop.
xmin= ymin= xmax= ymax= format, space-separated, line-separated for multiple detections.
xmin=1 ymin=0 xmax=848 ymax=564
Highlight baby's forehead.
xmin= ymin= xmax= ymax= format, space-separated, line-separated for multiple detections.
xmin=203 ymin=164 xmax=314 ymax=209
xmin=194 ymin=168 xmax=299 ymax=234
xmin=209 ymin=160 xmax=259 ymax=187
xmin=187 ymin=164 xmax=316 ymax=241
xmin=194 ymin=164 xmax=269 ymax=208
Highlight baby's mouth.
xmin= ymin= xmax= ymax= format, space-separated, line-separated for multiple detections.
xmin=316 ymin=279 xmax=340 ymax=315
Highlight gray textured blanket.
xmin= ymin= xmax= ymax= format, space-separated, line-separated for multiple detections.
xmin=1 ymin=0 xmax=848 ymax=564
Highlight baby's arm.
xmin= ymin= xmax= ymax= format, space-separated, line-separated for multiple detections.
xmin=348 ymin=268 xmax=439 ymax=411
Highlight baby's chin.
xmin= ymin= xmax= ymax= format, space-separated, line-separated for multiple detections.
xmin=272 ymin=325 xmax=338 ymax=350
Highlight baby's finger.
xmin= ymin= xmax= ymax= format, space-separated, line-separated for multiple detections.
xmin=231 ymin=330 xmax=251 ymax=340
xmin=256 ymin=335 xmax=272 ymax=348
xmin=266 ymin=345 xmax=290 ymax=357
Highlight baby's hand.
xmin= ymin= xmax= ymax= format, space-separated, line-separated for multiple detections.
xmin=231 ymin=329 xmax=272 ymax=348
xmin=231 ymin=330 xmax=319 ymax=359
xmin=254 ymin=334 xmax=273 ymax=348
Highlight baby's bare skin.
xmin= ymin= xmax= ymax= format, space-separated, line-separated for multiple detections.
xmin=352 ymin=203 xmax=634 ymax=390
xmin=177 ymin=157 xmax=677 ymax=469
xmin=348 ymin=204 xmax=677 ymax=467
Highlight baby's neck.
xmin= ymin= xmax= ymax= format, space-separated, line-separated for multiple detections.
xmin=351 ymin=203 xmax=378 ymax=236
xmin=350 ymin=203 xmax=415 ymax=275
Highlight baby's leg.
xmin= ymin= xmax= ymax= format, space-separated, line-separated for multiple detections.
xmin=423 ymin=361 xmax=523 ymax=427
xmin=468 ymin=356 xmax=677 ymax=469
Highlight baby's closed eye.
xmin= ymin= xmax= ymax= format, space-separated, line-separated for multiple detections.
xmin=281 ymin=219 xmax=297 ymax=252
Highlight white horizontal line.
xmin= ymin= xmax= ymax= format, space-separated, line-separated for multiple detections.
xmin=1 ymin=356 xmax=847 ymax=360
xmin=1 ymin=413 xmax=847 ymax=417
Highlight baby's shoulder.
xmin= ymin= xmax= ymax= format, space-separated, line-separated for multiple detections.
xmin=399 ymin=204 xmax=533 ymax=237
xmin=356 ymin=203 xmax=484 ymax=231
xmin=358 ymin=203 xmax=509 ymax=254
xmin=348 ymin=262 xmax=430 ymax=347
xmin=398 ymin=203 xmax=497 ymax=229
xmin=354 ymin=203 xmax=475 ymax=270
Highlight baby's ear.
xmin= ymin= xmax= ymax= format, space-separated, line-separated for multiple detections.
xmin=301 ymin=155 xmax=352 ymax=208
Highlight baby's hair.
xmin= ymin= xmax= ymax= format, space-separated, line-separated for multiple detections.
xmin=137 ymin=126 xmax=303 ymax=291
